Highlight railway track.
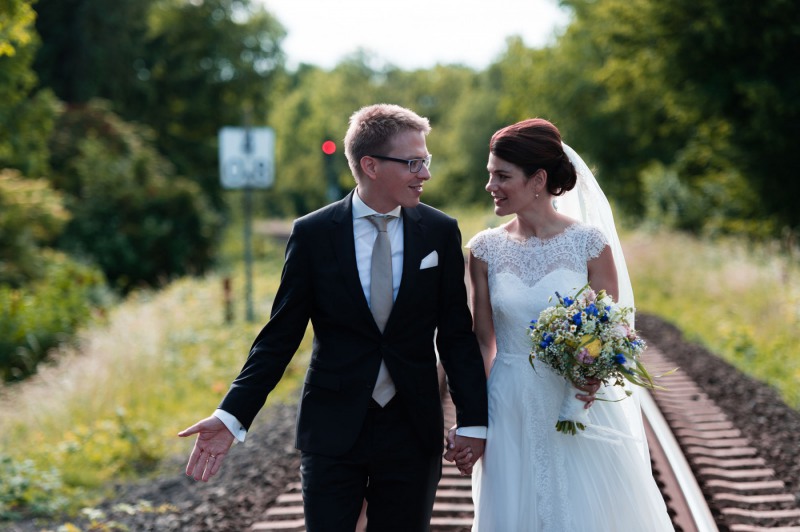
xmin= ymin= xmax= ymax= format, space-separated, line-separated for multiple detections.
xmin=249 ymin=343 xmax=800 ymax=531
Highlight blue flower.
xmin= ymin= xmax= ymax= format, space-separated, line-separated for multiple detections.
xmin=572 ymin=312 xmax=582 ymax=326
xmin=539 ymin=332 xmax=555 ymax=348
xmin=563 ymin=296 xmax=574 ymax=306
xmin=614 ymin=353 xmax=627 ymax=365
xmin=586 ymin=303 xmax=599 ymax=317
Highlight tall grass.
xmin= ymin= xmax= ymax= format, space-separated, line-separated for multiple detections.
xmin=625 ymin=230 xmax=800 ymax=409
xmin=0 ymin=234 xmax=311 ymax=517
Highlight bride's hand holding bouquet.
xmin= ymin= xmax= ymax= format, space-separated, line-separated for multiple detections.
xmin=528 ymin=284 xmax=666 ymax=435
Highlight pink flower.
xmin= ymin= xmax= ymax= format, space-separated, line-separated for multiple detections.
xmin=577 ymin=348 xmax=596 ymax=365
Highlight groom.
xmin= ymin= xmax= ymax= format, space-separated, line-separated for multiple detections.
xmin=180 ymin=103 xmax=488 ymax=531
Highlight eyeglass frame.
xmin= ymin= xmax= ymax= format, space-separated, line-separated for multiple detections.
xmin=368 ymin=154 xmax=432 ymax=173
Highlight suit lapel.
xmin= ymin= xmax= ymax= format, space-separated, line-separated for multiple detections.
xmin=390 ymin=206 xmax=426 ymax=326
xmin=330 ymin=191 xmax=374 ymax=324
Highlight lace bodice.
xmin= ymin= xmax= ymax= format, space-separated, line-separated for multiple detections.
xmin=467 ymin=223 xmax=607 ymax=356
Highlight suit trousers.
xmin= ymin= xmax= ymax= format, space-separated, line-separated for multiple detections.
xmin=300 ymin=398 xmax=442 ymax=532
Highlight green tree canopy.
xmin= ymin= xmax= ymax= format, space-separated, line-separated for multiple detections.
xmin=32 ymin=0 xmax=151 ymax=104
xmin=0 ymin=0 xmax=59 ymax=177
xmin=32 ymin=0 xmax=288 ymax=209
xmin=118 ymin=0 xmax=287 ymax=208
xmin=49 ymin=101 xmax=220 ymax=292
xmin=0 ymin=170 xmax=69 ymax=285
xmin=491 ymin=0 xmax=799 ymax=233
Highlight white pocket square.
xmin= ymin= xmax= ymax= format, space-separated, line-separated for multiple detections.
xmin=419 ymin=251 xmax=438 ymax=269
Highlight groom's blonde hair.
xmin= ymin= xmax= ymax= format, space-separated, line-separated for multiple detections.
xmin=344 ymin=103 xmax=431 ymax=182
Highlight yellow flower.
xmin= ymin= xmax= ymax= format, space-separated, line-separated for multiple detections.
xmin=579 ymin=335 xmax=602 ymax=358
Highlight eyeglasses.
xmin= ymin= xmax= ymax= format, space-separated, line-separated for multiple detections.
xmin=369 ymin=154 xmax=432 ymax=173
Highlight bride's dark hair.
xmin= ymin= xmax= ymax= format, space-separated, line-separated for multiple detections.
xmin=489 ymin=118 xmax=577 ymax=196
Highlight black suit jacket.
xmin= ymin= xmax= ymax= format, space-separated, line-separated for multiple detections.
xmin=219 ymin=190 xmax=488 ymax=456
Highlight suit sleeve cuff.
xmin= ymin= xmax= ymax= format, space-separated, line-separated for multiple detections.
xmin=214 ymin=409 xmax=248 ymax=443
xmin=455 ymin=425 xmax=487 ymax=439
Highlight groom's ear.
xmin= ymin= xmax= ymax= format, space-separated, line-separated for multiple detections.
xmin=360 ymin=156 xmax=379 ymax=181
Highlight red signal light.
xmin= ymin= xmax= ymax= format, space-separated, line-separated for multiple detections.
xmin=321 ymin=140 xmax=336 ymax=155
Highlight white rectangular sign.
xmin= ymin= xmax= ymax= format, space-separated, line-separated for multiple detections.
xmin=219 ymin=127 xmax=275 ymax=189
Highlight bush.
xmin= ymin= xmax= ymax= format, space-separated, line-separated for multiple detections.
xmin=0 ymin=170 xmax=69 ymax=286
xmin=49 ymin=101 xmax=222 ymax=292
xmin=0 ymin=250 xmax=108 ymax=381
xmin=0 ymin=454 xmax=69 ymax=520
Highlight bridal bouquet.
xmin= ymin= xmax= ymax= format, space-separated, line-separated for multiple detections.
xmin=528 ymin=284 xmax=661 ymax=435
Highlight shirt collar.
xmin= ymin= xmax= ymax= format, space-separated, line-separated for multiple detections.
xmin=352 ymin=189 xmax=402 ymax=219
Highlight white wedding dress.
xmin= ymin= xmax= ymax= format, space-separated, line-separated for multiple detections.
xmin=468 ymin=223 xmax=673 ymax=532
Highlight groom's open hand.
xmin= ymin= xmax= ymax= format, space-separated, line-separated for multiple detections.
xmin=179 ymin=416 xmax=234 ymax=482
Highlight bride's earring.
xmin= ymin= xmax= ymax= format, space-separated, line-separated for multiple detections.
xmin=535 ymin=193 xmax=540 ymax=199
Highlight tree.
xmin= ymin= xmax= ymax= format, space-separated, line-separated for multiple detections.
xmin=645 ymin=0 xmax=800 ymax=229
xmin=32 ymin=0 xmax=288 ymax=210
xmin=491 ymin=0 xmax=798 ymax=233
xmin=0 ymin=170 xmax=107 ymax=381
xmin=32 ymin=0 xmax=151 ymax=105
xmin=49 ymin=101 xmax=220 ymax=292
xmin=0 ymin=0 xmax=60 ymax=177
xmin=0 ymin=170 xmax=69 ymax=285
xmin=122 ymin=0 xmax=287 ymax=208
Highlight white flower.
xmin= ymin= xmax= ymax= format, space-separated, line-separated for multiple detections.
xmin=598 ymin=294 xmax=614 ymax=308
xmin=612 ymin=323 xmax=630 ymax=339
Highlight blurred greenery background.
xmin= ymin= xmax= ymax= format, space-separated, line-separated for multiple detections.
xmin=1 ymin=0 xmax=798 ymax=523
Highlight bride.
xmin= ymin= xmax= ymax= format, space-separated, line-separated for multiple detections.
xmin=457 ymin=118 xmax=673 ymax=530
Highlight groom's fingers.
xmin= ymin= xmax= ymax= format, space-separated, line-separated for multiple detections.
xmin=455 ymin=447 xmax=472 ymax=460
xmin=444 ymin=446 xmax=474 ymax=467
xmin=455 ymin=450 xmax=473 ymax=469
xmin=444 ymin=446 xmax=471 ymax=461
xmin=443 ymin=447 xmax=456 ymax=462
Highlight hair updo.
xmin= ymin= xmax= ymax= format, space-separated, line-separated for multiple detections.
xmin=489 ymin=118 xmax=577 ymax=196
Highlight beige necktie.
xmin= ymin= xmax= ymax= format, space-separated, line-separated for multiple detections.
xmin=367 ymin=215 xmax=396 ymax=406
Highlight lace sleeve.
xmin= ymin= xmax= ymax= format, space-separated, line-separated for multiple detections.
xmin=466 ymin=229 xmax=491 ymax=263
xmin=584 ymin=225 xmax=609 ymax=261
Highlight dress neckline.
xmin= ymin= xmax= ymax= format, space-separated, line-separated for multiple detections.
xmin=499 ymin=222 xmax=579 ymax=244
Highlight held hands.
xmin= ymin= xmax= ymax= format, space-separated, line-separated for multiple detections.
xmin=178 ymin=416 xmax=235 ymax=482
xmin=443 ymin=425 xmax=485 ymax=476
xmin=575 ymin=377 xmax=601 ymax=409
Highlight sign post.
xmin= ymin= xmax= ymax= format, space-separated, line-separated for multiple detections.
xmin=219 ymin=126 xmax=275 ymax=322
